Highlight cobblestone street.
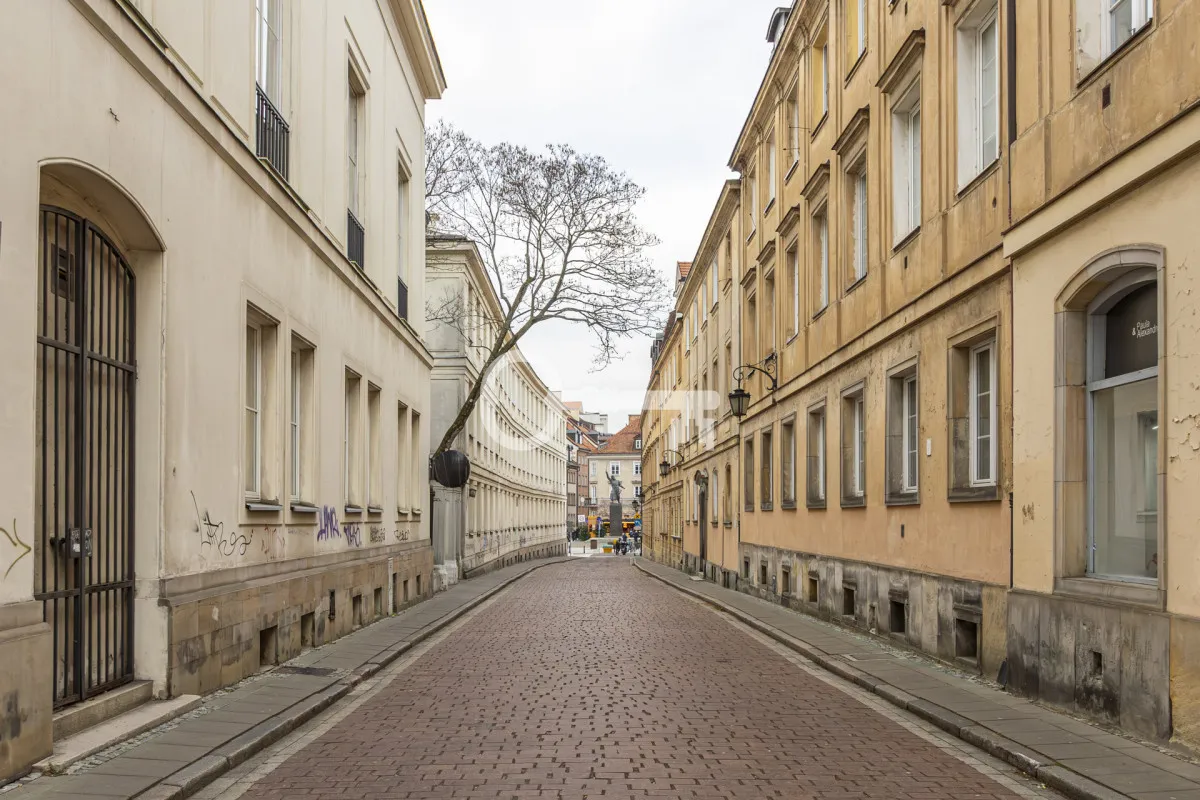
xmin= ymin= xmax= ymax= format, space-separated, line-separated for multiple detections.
xmin=194 ymin=559 xmax=1061 ymax=800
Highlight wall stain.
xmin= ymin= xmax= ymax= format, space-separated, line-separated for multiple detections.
xmin=1022 ymin=503 xmax=1036 ymax=522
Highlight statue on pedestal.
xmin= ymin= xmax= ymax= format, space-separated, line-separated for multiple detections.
xmin=606 ymin=471 xmax=623 ymax=502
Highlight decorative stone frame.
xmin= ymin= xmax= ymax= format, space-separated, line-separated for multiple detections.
xmin=885 ymin=355 xmax=920 ymax=506
xmin=947 ymin=317 xmax=1001 ymax=502
xmin=1053 ymin=245 xmax=1166 ymax=609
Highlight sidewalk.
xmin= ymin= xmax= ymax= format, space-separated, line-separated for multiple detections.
xmin=636 ymin=558 xmax=1200 ymax=800
xmin=5 ymin=556 xmax=572 ymax=800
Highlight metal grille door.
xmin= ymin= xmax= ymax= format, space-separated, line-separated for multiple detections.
xmin=35 ymin=207 xmax=136 ymax=708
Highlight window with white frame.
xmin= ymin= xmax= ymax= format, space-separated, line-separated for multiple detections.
xmin=743 ymin=437 xmax=755 ymax=511
xmin=892 ymin=79 xmax=922 ymax=242
xmin=846 ymin=0 xmax=867 ymax=62
xmin=633 ymin=462 xmax=641 ymax=476
xmin=903 ymin=375 xmax=919 ymax=492
xmin=812 ymin=27 xmax=830 ymax=123
xmin=787 ymin=83 xmax=801 ymax=171
xmin=956 ymin=1 xmax=1000 ymax=188
xmin=807 ymin=403 xmax=827 ymax=507
xmin=397 ymin=402 xmax=410 ymax=510
xmin=747 ymin=170 xmax=758 ymax=235
xmin=289 ymin=336 xmax=314 ymax=503
xmin=245 ymin=309 xmax=279 ymax=503
xmin=849 ymin=160 xmax=868 ymax=283
xmin=841 ymin=384 xmax=866 ymax=505
xmin=781 ymin=417 xmax=797 ymax=507
xmin=397 ymin=168 xmax=410 ymax=314
xmin=245 ymin=323 xmax=263 ymax=499
xmin=969 ymin=341 xmax=996 ymax=486
xmin=609 ymin=461 xmax=620 ymax=476
xmin=787 ymin=243 xmax=799 ymax=338
xmin=255 ymin=0 xmax=283 ymax=103
xmin=367 ymin=384 xmax=382 ymax=511
xmin=814 ymin=206 xmax=829 ymax=313
xmin=344 ymin=369 xmax=362 ymax=510
xmin=886 ymin=363 xmax=920 ymax=502
xmin=1076 ymin=0 xmax=1154 ymax=77
xmin=347 ymin=73 xmax=364 ymax=219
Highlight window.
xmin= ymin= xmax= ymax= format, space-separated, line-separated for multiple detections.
xmin=892 ymin=80 xmax=922 ymax=242
xmin=787 ymin=244 xmax=799 ymax=338
xmin=956 ymin=1 xmax=1000 ymax=187
xmin=841 ymin=385 xmax=866 ymax=506
xmin=610 ymin=462 xmax=620 ymax=476
xmin=765 ymin=274 xmax=777 ymax=353
xmin=761 ymin=428 xmax=774 ymax=509
xmin=766 ymin=129 xmax=777 ymax=209
xmin=849 ymin=161 xmax=868 ymax=283
xmin=701 ymin=285 xmax=708 ymax=323
xmin=710 ymin=257 xmax=719 ymax=306
xmin=747 ymin=170 xmax=758 ymax=236
xmin=410 ymin=411 xmax=422 ymax=512
xmin=744 ymin=437 xmax=755 ymax=511
xmin=397 ymin=403 xmax=410 ymax=511
xmin=814 ymin=207 xmax=829 ymax=313
xmin=724 ymin=464 xmax=733 ymax=523
xmin=635 ymin=437 xmax=642 ymax=450
xmin=1076 ymin=0 xmax=1154 ymax=77
xmin=886 ymin=364 xmax=919 ymax=503
xmin=633 ymin=462 xmax=641 ymax=476
xmin=255 ymin=0 xmax=283 ymax=103
xmin=289 ymin=337 xmax=315 ymax=503
xmin=347 ymin=73 xmax=364 ymax=218
xmin=245 ymin=309 xmax=279 ymax=503
xmin=949 ymin=329 xmax=999 ymax=499
xmin=344 ymin=370 xmax=362 ymax=510
xmin=807 ymin=404 xmax=827 ymax=507
xmin=245 ymin=323 xmax=262 ymax=498
xmin=787 ymin=83 xmax=800 ymax=171
xmin=811 ymin=26 xmax=830 ymax=123
xmin=367 ymin=384 xmax=382 ymax=511
xmin=846 ymin=0 xmax=867 ymax=63
xmin=781 ymin=418 xmax=796 ymax=507
xmin=397 ymin=169 xmax=410 ymax=317
xmin=969 ymin=342 xmax=996 ymax=486
xmin=711 ymin=468 xmax=719 ymax=521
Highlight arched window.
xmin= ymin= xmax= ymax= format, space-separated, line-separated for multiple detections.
xmin=1087 ymin=274 xmax=1158 ymax=581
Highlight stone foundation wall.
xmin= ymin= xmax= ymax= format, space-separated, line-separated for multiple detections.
xmin=0 ymin=603 xmax=52 ymax=782
xmin=460 ymin=542 xmax=567 ymax=580
xmin=167 ymin=545 xmax=434 ymax=697
xmin=684 ymin=545 xmax=1007 ymax=678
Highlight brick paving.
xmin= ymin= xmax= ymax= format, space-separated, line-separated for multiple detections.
xmin=231 ymin=559 xmax=1058 ymax=800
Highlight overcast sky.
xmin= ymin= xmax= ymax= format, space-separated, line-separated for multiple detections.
xmin=423 ymin=0 xmax=783 ymax=429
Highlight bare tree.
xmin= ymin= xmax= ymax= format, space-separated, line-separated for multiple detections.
xmin=425 ymin=123 xmax=666 ymax=459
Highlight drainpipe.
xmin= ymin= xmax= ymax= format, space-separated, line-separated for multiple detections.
xmin=1006 ymin=0 xmax=1017 ymax=593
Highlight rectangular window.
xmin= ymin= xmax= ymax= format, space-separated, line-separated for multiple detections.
xmin=766 ymin=129 xmax=777 ymax=209
xmin=1077 ymin=0 xmax=1154 ymax=77
xmin=710 ymin=257 xmax=719 ymax=306
xmin=245 ymin=324 xmax=262 ymax=498
xmin=812 ymin=27 xmax=830 ymax=123
xmin=807 ymin=405 xmax=827 ymax=506
xmin=781 ymin=418 xmax=796 ymax=507
xmin=969 ymin=342 xmax=996 ymax=485
xmin=814 ymin=209 xmax=829 ymax=312
xmin=787 ymin=83 xmax=800 ymax=170
xmin=347 ymin=75 xmax=364 ymax=218
xmin=956 ymin=2 xmax=1000 ymax=187
xmin=610 ymin=462 xmax=620 ymax=476
xmin=255 ymin=0 xmax=283 ymax=103
xmin=367 ymin=384 xmax=382 ymax=510
xmin=744 ymin=437 xmax=755 ymax=511
xmin=410 ymin=411 xmax=422 ymax=512
xmin=850 ymin=164 xmax=868 ymax=282
xmin=892 ymin=81 xmax=922 ymax=242
xmin=397 ymin=170 xmax=410 ymax=317
xmin=886 ymin=364 xmax=920 ymax=502
xmin=747 ymin=171 xmax=758 ymax=235
xmin=397 ymin=403 xmax=409 ymax=511
xmin=903 ymin=376 xmax=919 ymax=492
xmin=846 ymin=0 xmax=867 ymax=61
xmin=289 ymin=337 xmax=314 ymax=503
xmin=344 ymin=369 xmax=361 ymax=509
xmin=787 ymin=244 xmax=799 ymax=337
xmin=761 ymin=429 xmax=774 ymax=509
xmin=842 ymin=386 xmax=866 ymax=505
xmin=633 ymin=462 xmax=641 ymax=476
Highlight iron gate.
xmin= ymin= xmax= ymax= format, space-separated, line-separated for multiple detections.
xmin=35 ymin=206 xmax=136 ymax=708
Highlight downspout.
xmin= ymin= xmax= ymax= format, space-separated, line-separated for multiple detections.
xmin=1006 ymin=0 xmax=1017 ymax=592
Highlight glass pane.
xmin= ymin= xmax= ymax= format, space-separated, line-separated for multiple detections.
xmin=1091 ymin=378 xmax=1158 ymax=580
xmin=245 ymin=326 xmax=258 ymax=409
xmin=1111 ymin=0 xmax=1134 ymax=48
xmin=910 ymin=109 xmax=921 ymax=222
xmin=244 ymin=409 xmax=257 ymax=493
xmin=980 ymin=18 xmax=999 ymax=160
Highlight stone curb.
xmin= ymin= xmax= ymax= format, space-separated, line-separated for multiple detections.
xmin=634 ymin=561 xmax=1133 ymax=800
xmin=134 ymin=557 xmax=572 ymax=800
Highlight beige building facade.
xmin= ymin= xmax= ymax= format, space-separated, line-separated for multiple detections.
xmin=0 ymin=0 xmax=443 ymax=780
xmin=426 ymin=238 xmax=570 ymax=582
xmin=1005 ymin=0 xmax=1200 ymax=748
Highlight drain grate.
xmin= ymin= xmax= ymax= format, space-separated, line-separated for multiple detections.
xmin=275 ymin=666 xmax=336 ymax=677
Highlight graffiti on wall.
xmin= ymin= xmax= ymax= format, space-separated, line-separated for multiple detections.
xmin=0 ymin=519 xmax=31 ymax=579
xmin=317 ymin=506 xmax=339 ymax=541
xmin=343 ymin=524 xmax=362 ymax=548
xmin=393 ymin=528 xmax=411 ymax=543
xmin=191 ymin=492 xmax=251 ymax=556
xmin=369 ymin=526 xmax=386 ymax=544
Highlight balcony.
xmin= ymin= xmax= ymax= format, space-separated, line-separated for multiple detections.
xmin=255 ymin=84 xmax=290 ymax=181
xmin=347 ymin=209 xmax=365 ymax=269
xmin=397 ymin=277 xmax=408 ymax=320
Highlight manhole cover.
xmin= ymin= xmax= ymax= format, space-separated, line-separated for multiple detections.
xmin=275 ymin=666 xmax=335 ymax=677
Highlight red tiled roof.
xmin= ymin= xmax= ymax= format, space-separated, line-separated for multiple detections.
xmin=677 ymin=261 xmax=692 ymax=281
xmin=596 ymin=415 xmax=643 ymax=455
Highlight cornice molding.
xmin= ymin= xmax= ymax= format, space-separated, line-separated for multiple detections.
xmin=877 ymin=28 xmax=926 ymax=94
xmin=801 ymin=161 xmax=831 ymax=201
xmin=833 ymin=106 xmax=871 ymax=154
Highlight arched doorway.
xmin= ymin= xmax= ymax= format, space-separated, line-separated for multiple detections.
xmin=35 ymin=206 xmax=137 ymax=708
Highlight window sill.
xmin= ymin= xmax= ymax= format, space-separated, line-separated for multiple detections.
xmin=290 ymin=502 xmax=319 ymax=514
xmin=812 ymin=304 xmax=830 ymax=322
xmin=955 ymin=158 xmax=1001 ymax=201
xmin=892 ymin=226 xmax=921 ymax=254
xmin=367 ymin=505 xmax=384 ymax=515
xmin=845 ymin=273 xmax=868 ymax=295
xmin=763 ymin=198 xmax=776 ymax=216
xmin=807 ymin=498 xmax=827 ymax=510
xmin=761 ymin=502 xmax=774 ymax=511
xmin=745 ymin=229 xmax=757 ymax=244
xmin=246 ymin=500 xmax=283 ymax=513
xmin=1054 ymin=576 xmax=1164 ymax=611
xmin=811 ymin=113 xmax=828 ymax=140
xmin=785 ymin=161 xmax=799 ymax=183
xmin=724 ymin=521 xmax=734 ymax=528
xmin=744 ymin=505 xmax=755 ymax=513
xmin=841 ymin=495 xmax=866 ymax=509
xmin=844 ymin=49 xmax=868 ymax=86
xmin=780 ymin=500 xmax=797 ymax=510
xmin=948 ymin=485 xmax=1000 ymax=503
xmin=1075 ymin=22 xmax=1154 ymax=92
xmin=344 ymin=504 xmax=364 ymax=515
xmin=885 ymin=492 xmax=920 ymax=507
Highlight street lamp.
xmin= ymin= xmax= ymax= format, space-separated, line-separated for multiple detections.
xmin=729 ymin=352 xmax=779 ymax=418
xmin=659 ymin=448 xmax=683 ymax=477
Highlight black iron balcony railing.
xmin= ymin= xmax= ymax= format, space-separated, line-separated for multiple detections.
xmin=255 ymin=84 xmax=290 ymax=181
xmin=347 ymin=209 xmax=365 ymax=269
xmin=397 ymin=277 xmax=409 ymax=320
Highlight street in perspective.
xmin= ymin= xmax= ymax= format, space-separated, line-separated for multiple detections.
xmin=1 ymin=0 xmax=1199 ymax=798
